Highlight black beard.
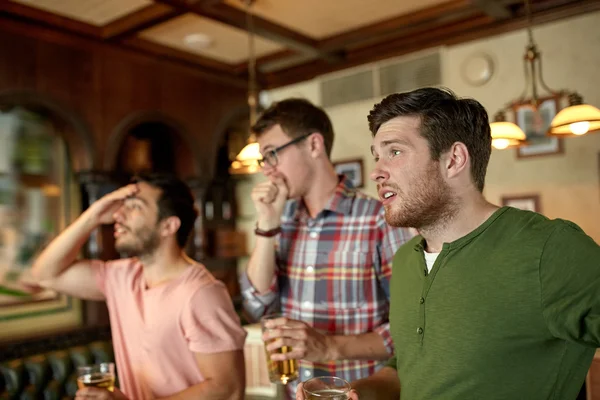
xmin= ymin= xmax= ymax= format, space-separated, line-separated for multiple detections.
xmin=115 ymin=229 xmax=160 ymax=258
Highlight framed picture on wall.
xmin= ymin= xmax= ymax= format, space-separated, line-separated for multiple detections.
xmin=333 ymin=158 xmax=364 ymax=188
xmin=501 ymin=194 xmax=541 ymax=213
xmin=513 ymin=96 xmax=564 ymax=158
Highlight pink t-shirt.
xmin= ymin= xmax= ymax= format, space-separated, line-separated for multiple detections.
xmin=94 ymin=258 xmax=247 ymax=399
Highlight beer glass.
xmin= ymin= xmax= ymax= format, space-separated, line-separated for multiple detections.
xmin=77 ymin=362 xmax=115 ymax=392
xmin=261 ymin=313 xmax=299 ymax=385
xmin=303 ymin=376 xmax=351 ymax=399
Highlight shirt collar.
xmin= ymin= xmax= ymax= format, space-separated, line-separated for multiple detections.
xmin=293 ymin=175 xmax=355 ymax=219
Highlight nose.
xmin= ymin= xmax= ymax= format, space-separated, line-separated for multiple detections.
xmin=262 ymin=165 xmax=277 ymax=178
xmin=370 ymin=162 xmax=390 ymax=184
xmin=113 ymin=204 xmax=126 ymax=223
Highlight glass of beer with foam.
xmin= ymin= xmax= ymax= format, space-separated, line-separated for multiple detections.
xmin=303 ymin=376 xmax=351 ymax=399
xmin=77 ymin=362 xmax=115 ymax=392
xmin=261 ymin=313 xmax=299 ymax=385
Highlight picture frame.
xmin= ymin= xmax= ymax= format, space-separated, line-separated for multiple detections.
xmin=333 ymin=158 xmax=364 ymax=188
xmin=501 ymin=194 xmax=541 ymax=213
xmin=513 ymin=96 xmax=564 ymax=158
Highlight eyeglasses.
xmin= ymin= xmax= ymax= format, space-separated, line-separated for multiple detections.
xmin=257 ymin=133 xmax=311 ymax=168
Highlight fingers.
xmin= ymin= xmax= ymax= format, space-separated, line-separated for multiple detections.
xmin=348 ymin=389 xmax=360 ymax=400
xmin=265 ymin=335 xmax=305 ymax=351
xmin=296 ymin=382 xmax=306 ymax=400
xmin=263 ymin=326 xmax=307 ymax=343
xmin=269 ymin=345 xmax=306 ymax=361
xmin=113 ymin=184 xmax=139 ymax=200
xmin=251 ymin=181 xmax=279 ymax=204
xmin=263 ymin=316 xmax=304 ymax=330
xmin=99 ymin=184 xmax=139 ymax=207
xmin=270 ymin=175 xmax=289 ymax=199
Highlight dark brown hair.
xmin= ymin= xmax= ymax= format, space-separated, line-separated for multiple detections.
xmin=368 ymin=87 xmax=492 ymax=192
xmin=132 ymin=173 xmax=198 ymax=248
xmin=252 ymin=98 xmax=334 ymax=157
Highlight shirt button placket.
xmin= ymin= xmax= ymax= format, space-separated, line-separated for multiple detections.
xmin=418 ymin=294 xmax=426 ymax=344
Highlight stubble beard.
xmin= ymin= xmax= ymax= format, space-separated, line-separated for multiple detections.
xmin=115 ymin=227 xmax=161 ymax=258
xmin=384 ymin=167 xmax=458 ymax=230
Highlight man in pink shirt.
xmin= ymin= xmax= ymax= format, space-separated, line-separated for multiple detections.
xmin=31 ymin=174 xmax=247 ymax=400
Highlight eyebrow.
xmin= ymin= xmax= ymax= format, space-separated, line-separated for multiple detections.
xmin=370 ymin=138 xmax=412 ymax=155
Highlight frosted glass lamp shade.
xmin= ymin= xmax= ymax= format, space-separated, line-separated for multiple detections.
xmin=229 ymin=142 xmax=261 ymax=175
xmin=549 ymin=104 xmax=600 ymax=136
xmin=490 ymin=121 xmax=526 ymax=149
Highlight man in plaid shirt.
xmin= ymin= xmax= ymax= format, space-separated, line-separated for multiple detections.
xmin=239 ymin=98 xmax=412 ymax=397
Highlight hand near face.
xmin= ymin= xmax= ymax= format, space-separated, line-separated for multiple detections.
xmin=86 ymin=184 xmax=139 ymax=225
xmin=262 ymin=316 xmax=333 ymax=363
xmin=296 ymin=382 xmax=360 ymax=400
xmin=251 ymin=175 xmax=289 ymax=230
xmin=75 ymin=387 xmax=128 ymax=400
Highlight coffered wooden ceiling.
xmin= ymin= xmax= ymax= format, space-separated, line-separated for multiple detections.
xmin=1 ymin=0 xmax=598 ymax=88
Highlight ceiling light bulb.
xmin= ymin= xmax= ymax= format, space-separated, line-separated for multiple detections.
xmin=183 ymin=33 xmax=213 ymax=48
xmin=492 ymin=138 xmax=510 ymax=150
xmin=569 ymin=121 xmax=590 ymax=135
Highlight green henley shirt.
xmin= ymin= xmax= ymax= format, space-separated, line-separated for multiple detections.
xmin=387 ymin=206 xmax=600 ymax=399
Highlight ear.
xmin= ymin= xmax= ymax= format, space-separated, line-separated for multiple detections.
xmin=307 ymin=133 xmax=326 ymax=158
xmin=160 ymin=216 xmax=181 ymax=238
xmin=442 ymin=142 xmax=469 ymax=180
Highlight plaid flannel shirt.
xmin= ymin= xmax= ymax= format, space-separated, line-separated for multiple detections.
xmin=240 ymin=176 xmax=412 ymax=391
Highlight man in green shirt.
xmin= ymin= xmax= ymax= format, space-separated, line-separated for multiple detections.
xmin=296 ymin=87 xmax=600 ymax=400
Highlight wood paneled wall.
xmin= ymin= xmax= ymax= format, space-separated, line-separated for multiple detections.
xmin=0 ymin=16 xmax=247 ymax=179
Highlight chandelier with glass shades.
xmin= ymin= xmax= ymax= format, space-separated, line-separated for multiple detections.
xmin=490 ymin=0 xmax=600 ymax=150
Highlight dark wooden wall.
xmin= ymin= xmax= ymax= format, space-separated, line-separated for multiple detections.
xmin=0 ymin=18 xmax=248 ymax=328
xmin=0 ymin=17 xmax=246 ymax=179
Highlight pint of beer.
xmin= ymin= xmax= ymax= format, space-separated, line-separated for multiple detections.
xmin=303 ymin=376 xmax=351 ymax=400
xmin=77 ymin=362 xmax=115 ymax=392
xmin=261 ymin=313 xmax=299 ymax=385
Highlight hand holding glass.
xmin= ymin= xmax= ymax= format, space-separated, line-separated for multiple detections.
xmin=261 ymin=313 xmax=299 ymax=385
xmin=77 ymin=362 xmax=115 ymax=392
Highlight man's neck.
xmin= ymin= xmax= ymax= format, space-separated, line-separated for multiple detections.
xmin=139 ymin=245 xmax=190 ymax=289
xmin=419 ymin=194 xmax=498 ymax=253
xmin=302 ymin=163 xmax=339 ymax=219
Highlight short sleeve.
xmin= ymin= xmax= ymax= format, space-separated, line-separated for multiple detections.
xmin=92 ymin=260 xmax=109 ymax=295
xmin=182 ymin=281 xmax=248 ymax=354
xmin=540 ymin=221 xmax=600 ymax=347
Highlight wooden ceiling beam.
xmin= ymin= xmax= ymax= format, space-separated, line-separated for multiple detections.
xmin=264 ymin=15 xmax=492 ymax=88
xmin=471 ymin=0 xmax=512 ymax=19
xmin=318 ymin=0 xmax=474 ymax=52
xmin=233 ymin=49 xmax=297 ymax=74
xmin=101 ymin=4 xmax=185 ymax=40
xmin=264 ymin=0 xmax=599 ymax=89
xmin=0 ymin=1 xmax=101 ymax=38
xmin=120 ymin=37 xmax=238 ymax=75
xmin=154 ymin=0 xmax=344 ymax=63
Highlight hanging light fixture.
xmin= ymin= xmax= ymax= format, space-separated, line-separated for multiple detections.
xmin=548 ymin=93 xmax=600 ymax=136
xmin=229 ymin=0 xmax=261 ymax=175
xmin=490 ymin=0 xmax=599 ymax=149
xmin=490 ymin=110 xmax=526 ymax=150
